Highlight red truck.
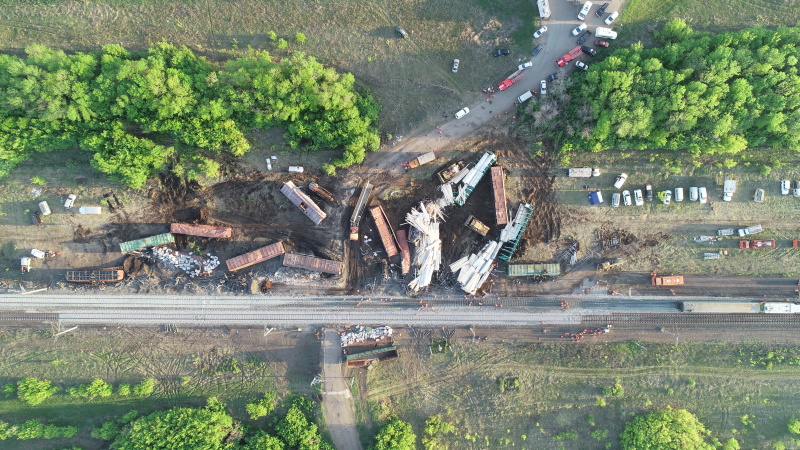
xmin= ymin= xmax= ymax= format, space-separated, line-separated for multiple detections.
xmin=651 ymin=273 xmax=684 ymax=286
xmin=739 ymin=239 xmax=776 ymax=249
xmin=557 ymin=46 xmax=583 ymax=67
xmin=498 ymin=70 xmax=524 ymax=91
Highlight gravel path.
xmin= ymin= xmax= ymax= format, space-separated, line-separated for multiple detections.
xmin=321 ymin=330 xmax=362 ymax=450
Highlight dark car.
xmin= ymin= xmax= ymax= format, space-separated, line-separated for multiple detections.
xmin=581 ymin=46 xmax=597 ymax=56
xmin=577 ymin=30 xmax=591 ymax=44
xmin=532 ymin=44 xmax=544 ymax=57
xmin=596 ymin=2 xmax=610 ymax=17
xmin=30 ymin=212 xmax=42 ymax=226
xmin=646 ymin=185 xmax=654 ymax=202
xmin=595 ymin=40 xmax=610 ymax=48
xmin=546 ymin=72 xmax=559 ymax=82
xmin=396 ymin=27 xmax=408 ymax=38
xmin=494 ymin=48 xmax=510 ymax=57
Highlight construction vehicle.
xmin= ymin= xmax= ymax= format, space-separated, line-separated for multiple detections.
xmin=20 ymin=257 xmax=31 ymax=273
xmin=308 ymin=182 xmax=335 ymax=203
xmin=598 ymin=258 xmax=624 ymax=271
xmin=349 ymin=182 xmax=373 ymax=241
xmin=651 ymin=273 xmax=684 ymax=286
xmin=464 ymin=215 xmax=490 ymax=236
xmin=437 ymin=161 xmax=464 ymax=184
xmin=403 ymin=152 xmax=436 ymax=170
xmin=739 ymin=239 xmax=776 ymax=249
xmin=66 ymin=268 xmax=125 ymax=283
xmin=565 ymin=168 xmax=600 ymax=177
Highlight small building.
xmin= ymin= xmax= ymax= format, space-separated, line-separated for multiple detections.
xmin=119 ymin=233 xmax=175 ymax=252
xmin=280 ymin=181 xmax=327 ymax=225
xmin=282 ymin=252 xmax=342 ymax=275
xmin=170 ymin=223 xmax=232 ymax=239
xmin=226 ymin=242 xmax=286 ymax=271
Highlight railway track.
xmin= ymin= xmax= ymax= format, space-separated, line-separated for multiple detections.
xmin=0 ymin=311 xmax=58 ymax=322
xmin=583 ymin=313 xmax=800 ymax=325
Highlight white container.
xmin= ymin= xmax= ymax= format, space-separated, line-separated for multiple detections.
xmin=79 ymin=206 xmax=102 ymax=215
xmin=31 ymin=249 xmax=45 ymax=259
xmin=288 ymin=166 xmax=304 ymax=173
xmin=38 ymin=201 xmax=51 ymax=216
xmin=64 ymin=194 xmax=76 ymax=209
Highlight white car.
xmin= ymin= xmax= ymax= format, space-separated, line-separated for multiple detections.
xmin=689 ymin=187 xmax=698 ymax=201
xmin=662 ymin=191 xmax=672 ymax=205
xmin=455 ymin=107 xmax=470 ymax=119
xmin=540 ymin=80 xmax=547 ymax=95
xmin=64 ymin=194 xmax=76 ymax=209
xmin=781 ymin=180 xmax=791 ymax=195
xmin=452 ymin=59 xmax=460 ymax=73
xmin=518 ymin=61 xmax=533 ymax=71
xmin=533 ymin=26 xmax=548 ymax=39
xmin=622 ymin=190 xmax=632 ymax=206
xmin=605 ymin=11 xmax=619 ymax=25
xmin=611 ymin=192 xmax=620 ymax=207
xmin=794 ymin=181 xmax=800 ymax=198
xmin=674 ymin=187 xmax=684 ymax=202
xmin=577 ymin=1 xmax=593 ymax=20
xmin=572 ymin=23 xmax=588 ymax=36
xmin=698 ymin=187 xmax=708 ymax=204
xmin=575 ymin=61 xmax=589 ymax=71
xmin=633 ymin=189 xmax=643 ymax=206
xmin=613 ymin=173 xmax=628 ymax=189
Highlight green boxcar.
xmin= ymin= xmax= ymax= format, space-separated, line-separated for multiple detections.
xmin=507 ymin=263 xmax=561 ymax=277
xmin=119 ymin=233 xmax=175 ymax=252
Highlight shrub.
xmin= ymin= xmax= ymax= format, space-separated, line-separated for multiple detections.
xmin=133 ymin=378 xmax=156 ymax=397
xmin=16 ymin=378 xmax=59 ymax=406
xmin=117 ymin=384 xmax=131 ymax=396
xmin=246 ymin=392 xmax=277 ymax=420
xmin=68 ymin=378 xmax=113 ymax=400
xmin=295 ymin=32 xmax=306 ymax=44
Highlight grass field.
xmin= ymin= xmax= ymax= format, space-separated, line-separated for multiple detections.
xmin=0 ymin=0 xmax=538 ymax=136
xmin=366 ymin=335 xmax=800 ymax=449
xmin=0 ymin=327 xmax=319 ymax=449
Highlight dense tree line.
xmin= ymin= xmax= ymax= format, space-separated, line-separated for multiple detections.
xmin=547 ymin=21 xmax=800 ymax=161
xmin=0 ymin=43 xmax=380 ymax=187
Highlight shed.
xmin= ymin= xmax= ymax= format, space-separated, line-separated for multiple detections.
xmin=588 ymin=191 xmax=603 ymax=205
xmin=170 ymin=223 xmax=232 ymax=239
xmin=280 ymin=181 xmax=327 ymax=225
xmin=282 ymin=253 xmax=342 ymax=275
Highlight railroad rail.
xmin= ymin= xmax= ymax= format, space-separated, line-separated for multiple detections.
xmin=583 ymin=313 xmax=800 ymax=325
xmin=0 ymin=311 xmax=58 ymax=322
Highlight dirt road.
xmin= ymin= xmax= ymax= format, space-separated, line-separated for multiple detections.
xmin=321 ymin=329 xmax=362 ymax=450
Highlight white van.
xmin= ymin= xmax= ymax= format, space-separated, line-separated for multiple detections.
xmin=517 ymin=90 xmax=534 ymax=103
xmin=674 ymin=187 xmax=684 ymax=202
xmin=578 ymin=1 xmax=593 ymax=20
xmin=38 ymin=201 xmax=51 ymax=216
xmin=698 ymin=187 xmax=708 ymax=204
xmin=689 ymin=187 xmax=698 ymax=201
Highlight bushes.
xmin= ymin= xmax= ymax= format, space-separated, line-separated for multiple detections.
xmin=133 ymin=378 xmax=156 ymax=397
xmin=16 ymin=378 xmax=59 ymax=406
xmin=0 ymin=420 xmax=77 ymax=440
xmin=246 ymin=392 xmax=277 ymax=420
xmin=68 ymin=378 xmax=113 ymax=400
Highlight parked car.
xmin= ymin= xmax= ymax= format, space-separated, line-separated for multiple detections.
xmin=662 ymin=191 xmax=672 ymax=205
xmin=611 ymin=192 xmax=620 ymax=207
xmin=532 ymin=44 xmax=544 ymax=56
xmin=577 ymin=31 xmax=591 ymax=45
xmin=518 ymin=61 xmax=533 ymax=71
xmin=646 ymin=185 xmax=653 ymax=202
xmin=575 ymin=61 xmax=589 ymax=71
xmin=595 ymin=40 xmax=609 ymax=48
xmin=572 ymin=23 xmax=588 ymax=36
xmin=533 ymin=26 xmax=548 ymax=39
xmin=633 ymin=189 xmax=644 ymax=206
xmin=622 ymin=190 xmax=632 ymax=206
xmin=794 ymin=181 xmax=800 ymax=198
xmin=781 ymin=180 xmax=791 ymax=195
xmin=64 ymin=194 xmax=76 ymax=209
xmin=613 ymin=173 xmax=628 ymax=189
xmin=455 ymin=107 xmax=470 ymax=119
xmin=396 ymin=27 xmax=408 ymax=38
xmin=452 ymin=59 xmax=460 ymax=73
xmin=689 ymin=186 xmax=699 ymax=201
xmin=540 ymin=80 xmax=547 ymax=95
xmin=596 ymin=2 xmax=609 ymax=16
xmin=29 ymin=212 xmax=42 ymax=226
xmin=546 ymin=72 xmax=559 ymax=82
xmin=577 ymin=1 xmax=593 ymax=21
xmin=698 ymin=187 xmax=708 ymax=204
xmin=754 ymin=188 xmax=765 ymax=203
xmin=674 ymin=187 xmax=684 ymax=202
xmin=581 ymin=46 xmax=597 ymax=56
xmin=493 ymin=48 xmax=510 ymax=57
xmin=605 ymin=11 xmax=619 ymax=25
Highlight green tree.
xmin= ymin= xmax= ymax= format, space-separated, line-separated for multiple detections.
xmin=110 ymin=397 xmax=233 ymax=449
xmin=295 ymin=33 xmax=306 ymax=44
xmin=132 ymin=378 xmax=156 ymax=397
xmin=275 ymin=404 xmax=329 ymax=450
xmin=16 ymin=377 xmax=59 ymax=406
xmin=117 ymin=384 xmax=131 ymax=396
xmin=245 ymin=430 xmax=285 ymax=450
xmin=69 ymin=378 xmax=113 ymax=400
xmin=788 ymin=417 xmax=800 ymax=434
xmin=620 ymin=409 xmax=714 ymax=450
xmin=369 ymin=418 xmax=416 ymax=450
xmin=246 ymin=392 xmax=277 ymax=420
